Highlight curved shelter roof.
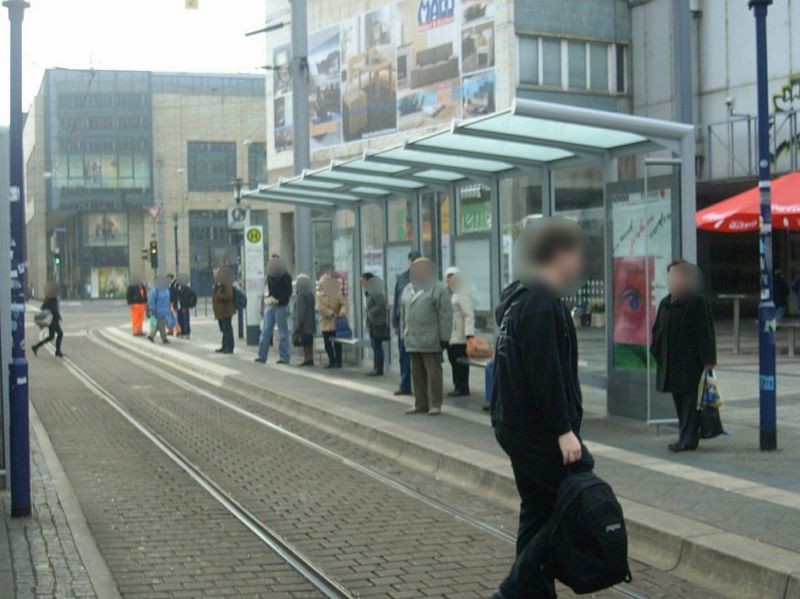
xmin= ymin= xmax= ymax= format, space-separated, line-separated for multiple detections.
xmin=243 ymin=97 xmax=695 ymax=208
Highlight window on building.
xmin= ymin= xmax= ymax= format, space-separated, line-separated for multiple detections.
xmin=568 ymin=42 xmax=587 ymax=90
xmin=187 ymin=141 xmax=236 ymax=192
xmin=590 ymin=43 xmax=609 ymax=92
xmin=541 ymin=39 xmax=562 ymax=87
xmin=518 ymin=36 xmax=539 ymax=86
xmin=615 ymin=45 xmax=627 ymax=93
xmin=517 ymin=35 xmax=626 ymax=95
xmin=247 ymin=142 xmax=267 ymax=189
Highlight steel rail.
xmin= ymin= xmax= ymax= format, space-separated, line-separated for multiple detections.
xmin=58 ymin=348 xmax=352 ymax=599
xmin=86 ymin=329 xmax=651 ymax=599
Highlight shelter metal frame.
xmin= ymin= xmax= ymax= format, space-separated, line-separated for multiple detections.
xmin=243 ymin=99 xmax=696 ymax=408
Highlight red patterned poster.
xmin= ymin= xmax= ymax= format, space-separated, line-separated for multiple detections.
xmin=612 ymin=256 xmax=654 ymax=346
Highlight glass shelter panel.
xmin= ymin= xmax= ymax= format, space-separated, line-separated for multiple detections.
xmin=455 ymin=184 xmax=493 ymax=335
xmin=553 ymin=164 xmax=606 ymax=385
xmin=607 ymin=170 xmax=682 ymax=422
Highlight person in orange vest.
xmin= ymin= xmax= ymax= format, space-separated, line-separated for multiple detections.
xmin=126 ymin=276 xmax=149 ymax=336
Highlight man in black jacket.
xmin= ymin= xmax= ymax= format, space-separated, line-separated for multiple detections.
xmin=391 ymin=250 xmax=421 ymax=395
xmin=256 ymin=255 xmax=293 ymax=364
xmin=491 ymin=218 xmax=593 ymax=599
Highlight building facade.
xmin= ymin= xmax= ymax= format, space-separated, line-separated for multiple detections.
xmin=631 ymin=0 xmax=800 ymax=309
xmin=23 ymin=69 xmax=292 ymax=298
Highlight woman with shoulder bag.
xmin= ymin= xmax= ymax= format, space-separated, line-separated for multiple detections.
xmin=651 ymin=260 xmax=717 ymax=452
xmin=316 ymin=269 xmax=346 ymax=368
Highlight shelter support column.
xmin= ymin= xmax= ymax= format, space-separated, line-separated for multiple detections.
xmin=489 ymin=176 xmax=502 ymax=317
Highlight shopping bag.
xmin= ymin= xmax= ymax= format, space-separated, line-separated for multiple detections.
xmin=467 ymin=336 xmax=494 ymax=360
xmin=148 ymin=314 xmax=158 ymax=337
xmin=34 ymin=309 xmax=53 ymax=329
xmin=699 ymin=406 xmax=725 ymax=439
xmin=334 ymin=315 xmax=353 ymax=339
xmin=371 ymin=323 xmax=390 ymax=342
xmin=697 ymin=370 xmax=723 ymax=409
xmin=166 ymin=310 xmax=177 ymax=330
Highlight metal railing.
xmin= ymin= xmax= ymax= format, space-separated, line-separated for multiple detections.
xmin=698 ymin=109 xmax=799 ymax=181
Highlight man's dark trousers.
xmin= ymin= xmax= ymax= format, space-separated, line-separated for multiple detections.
xmin=495 ymin=426 xmax=593 ymax=598
xmin=398 ymin=336 xmax=411 ymax=392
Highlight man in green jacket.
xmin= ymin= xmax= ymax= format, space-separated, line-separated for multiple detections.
xmin=401 ymin=258 xmax=453 ymax=416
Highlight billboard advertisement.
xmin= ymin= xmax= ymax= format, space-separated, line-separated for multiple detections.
xmin=271 ymin=0 xmax=496 ymax=154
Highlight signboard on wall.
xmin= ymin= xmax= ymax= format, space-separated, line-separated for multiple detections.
xmin=272 ymin=0 xmax=497 ymax=154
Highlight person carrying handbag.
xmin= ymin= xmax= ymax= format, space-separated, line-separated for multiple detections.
xmin=651 ymin=260 xmax=717 ymax=452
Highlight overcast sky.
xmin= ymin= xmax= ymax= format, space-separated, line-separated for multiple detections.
xmin=0 ymin=0 xmax=267 ymax=126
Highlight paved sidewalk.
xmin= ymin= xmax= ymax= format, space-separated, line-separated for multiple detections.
xmin=103 ymin=316 xmax=800 ymax=598
xmin=0 ymin=424 xmax=97 ymax=598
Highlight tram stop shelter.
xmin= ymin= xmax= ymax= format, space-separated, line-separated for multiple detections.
xmin=244 ymin=98 xmax=696 ymax=423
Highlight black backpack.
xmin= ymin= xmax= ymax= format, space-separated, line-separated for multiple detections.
xmin=182 ymin=287 xmax=198 ymax=309
xmin=549 ymin=472 xmax=632 ymax=594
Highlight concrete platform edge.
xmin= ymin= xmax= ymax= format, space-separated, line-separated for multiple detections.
xmin=30 ymin=401 xmax=122 ymax=599
xmin=98 ymin=327 xmax=800 ymax=599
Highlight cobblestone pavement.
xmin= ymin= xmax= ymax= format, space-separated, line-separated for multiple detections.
xmin=0 ymin=429 xmax=96 ymax=598
xmin=31 ymin=331 xmax=722 ymax=598
xmin=28 ymin=345 xmax=321 ymax=598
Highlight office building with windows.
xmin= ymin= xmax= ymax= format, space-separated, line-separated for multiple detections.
xmin=23 ymin=68 xmax=282 ymax=299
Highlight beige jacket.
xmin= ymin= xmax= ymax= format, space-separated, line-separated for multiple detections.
xmin=449 ymin=292 xmax=475 ymax=345
xmin=316 ymin=274 xmax=346 ymax=332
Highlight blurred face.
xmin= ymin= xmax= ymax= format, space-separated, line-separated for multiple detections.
xmin=360 ymin=276 xmax=368 ymax=289
xmin=268 ymin=258 xmax=285 ymax=277
xmin=410 ymin=260 xmax=435 ymax=288
xmin=668 ymin=266 xmax=691 ymax=297
xmin=549 ymin=247 xmax=586 ymax=293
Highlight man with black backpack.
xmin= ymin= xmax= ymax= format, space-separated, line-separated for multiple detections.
xmin=176 ymin=274 xmax=197 ymax=339
xmin=490 ymin=218 xmax=595 ymax=599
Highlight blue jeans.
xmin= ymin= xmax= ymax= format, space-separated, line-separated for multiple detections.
xmin=257 ymin=305 xmax=290 ymax=362
xmin=398 ymin=337 xmax=411 ymax=392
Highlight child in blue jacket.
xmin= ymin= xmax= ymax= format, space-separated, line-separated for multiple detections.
xmin=148 ymin=277 xmax=172 ymax=344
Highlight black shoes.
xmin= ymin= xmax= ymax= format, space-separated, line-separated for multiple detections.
xmin=147 ymin=336 xmax=155 ymax=343
xmin=277 ymin=359 xmax=290 ymax=365
xmin=31 ymin=345 xmax=39 ymax=357
xmin=254 ymin=357 xmax=267 ymax=363
xmin=55 ymin=351 xmax=64 ymax=358
xmin=298 ymin=361 xmax=314 ymax=367
xmin=668 ymin=442 xmax=698 ymax=452
xmin=366 ymin=369 xmax=384 ymax=377
xmin=447 ymin=389 xmax=470 ymax=397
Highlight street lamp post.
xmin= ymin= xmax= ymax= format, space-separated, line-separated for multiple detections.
xmin=4 ymin=0 xmax=31 ymax=517
xmin=173 ymin=213 xmax=179 ymax=275
xmin=749 ymin=0 xmax=777 ymax=451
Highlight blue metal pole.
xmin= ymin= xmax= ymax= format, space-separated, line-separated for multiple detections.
xmin=4 ymin=0 xmax=31 ymax=516
xmin=749 ymin=0 xmax=777 ymax=451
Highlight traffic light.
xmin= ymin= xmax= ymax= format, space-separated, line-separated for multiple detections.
xmin=53 ymin=249 xmax=61 ymax=266
xmin=149 ymin=240 xmax=159 ymax=269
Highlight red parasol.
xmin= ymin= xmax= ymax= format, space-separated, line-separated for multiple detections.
xmin=695 ymin=171 xmax=800 ymax=232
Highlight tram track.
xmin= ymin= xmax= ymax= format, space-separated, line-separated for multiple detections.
xmin=62 ymin=328 xmax=650 ymax=599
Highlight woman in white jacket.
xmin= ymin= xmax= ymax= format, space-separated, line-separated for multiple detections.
xmin=445 ymin=267 xmax=475 ymax=396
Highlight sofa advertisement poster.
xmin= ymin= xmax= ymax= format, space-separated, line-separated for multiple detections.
xmin=272 ymin=0 xmax=496 ymax=153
